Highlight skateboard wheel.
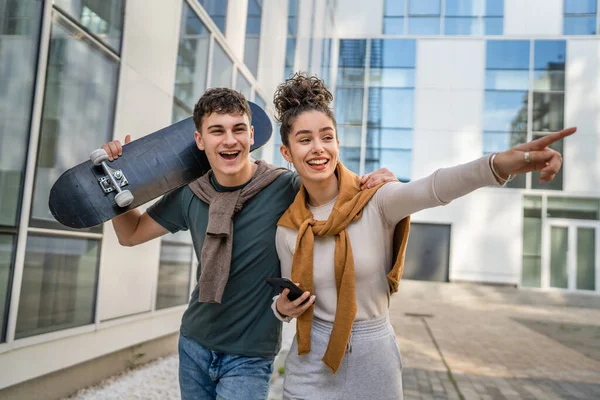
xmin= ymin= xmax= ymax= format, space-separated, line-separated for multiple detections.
xmin=90 ymin=149 xmax=109 ymax=166
xmin=115 ymin=190 xmax=134 ymax=207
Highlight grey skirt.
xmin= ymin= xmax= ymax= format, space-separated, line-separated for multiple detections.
xmin=283 ymin=314 xmax=403 ymax=400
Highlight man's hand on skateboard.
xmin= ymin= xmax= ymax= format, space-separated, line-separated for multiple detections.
xmin=102 ymin=134 xmax=132 ymax=161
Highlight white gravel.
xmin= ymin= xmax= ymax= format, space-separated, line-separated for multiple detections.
xmin=64 ymin=322 xmax=296 ymax=400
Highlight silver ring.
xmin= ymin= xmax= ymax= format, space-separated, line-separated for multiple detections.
xmin=524 ymin=152 xmax=531 ymax=163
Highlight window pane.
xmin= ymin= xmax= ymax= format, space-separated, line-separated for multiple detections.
xmin=338 ymin=40 xmax=367 ymax=68
xmin=483 ymin=16 xmax=503 ymax=35
xmin=409 ymin=0 xmax=441 ymax=15
xmin=337 ymin=67 xmax=366 ymax=87
xmin=576 ymin=228 xmax=595 ymax=291
xmin=486 ymin=40 xmax=529 ymax=70
xmin=31 ymin=13 xmax=119 ymax=228
xmin=485 ymin=0 xmax=504 ymax=16
xmin=483 ymin=131 xmax=527 ymax=153
xmin=339 ymin=146 xmax=361 ymax=174
xmin=16 ymin=236 xmax=99 ymax=339
xmin=173 ymin=101 xmax=191 ymax=124
xmin=254 ymin=93 xmax=266 ymax=110
xmin=385 ymin=0 xmax=406 ymax=16
xmin=244 ymin=36 xmax=260 ymax=77
xmin=534 ymin=41 xmax=566 ymax=71
xmin=235 ymin=71 xmax=252 ymax=99
xmin=550 ymin=226 xmax=568 ymax=288
xmin=0 ymin=235 xmax=14 ymax=342
xmin=198 ymin=0 xmax=228 ymax=34
xmin=335 ymin=88 xmax=364 ymax=125
xmin=211 ymin=42 xmax=233 ymax=88
xmin=337 ymin=125 xmax=362 ymax=147
xmin=54 ymin=0 xmax=124 ymax=52
xmin=0 ymin=0 xmax=43 ymax=227
xmin=383 ymin=17 xmax=405 ymax=34
xmin=365 ymin=148 xmax=412 ymax=181
xmin=285 ymin=38 xmax=296 ymax=68
xmin=445 ymin=17 xmax=482 ymax=35
xmin=367 ymin=128 xmax=412 ymax=149
xmin=408 ymin=17 xmax=441 ymax=34
xmin=321 ymin=38 xmax=332 ymax=86
xmin=445 ymin=0 xmax=483 ymax=16
xmin=521 ymin=217 xmax=542 ymax=288
xmin=367 ymin=88 xmax=414 ymax=128
xmin=564 ymin=0 xmax=597 ymax=14
xmin=156 ymin=242 xmax=193 ymax=310
xmin=485 ymin=70 xmax=529 ymax=90
xmin=369 ymin=68 xmax=415 ymax=88
xmin=174 ymin=4 xmax=210 ymax=107
xmin=244 ymin=0 xmax=262 ymax=77
xmin=483 ymin=91 xmax=528 ymax=132
xmin=532 ymin=93 xmax=564 ymax=133
xmin=533 ymin=70 xmax=565 ymax=91
xmin=370 ymin=39 xmax=416 ymax=68
xmin=564 ymin=16 xmax=598 ymax=35
xmin=547 ymin=197 xmax=600 ymax=220
xmin=531 ymin=134 xmax=563 ymax=191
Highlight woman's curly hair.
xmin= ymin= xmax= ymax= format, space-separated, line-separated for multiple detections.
xmin=273 ymin=72 xmax=337 ymax=146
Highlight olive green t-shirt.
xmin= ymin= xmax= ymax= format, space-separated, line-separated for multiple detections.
xmin=147 ymin=170 xmax=299 ymax=357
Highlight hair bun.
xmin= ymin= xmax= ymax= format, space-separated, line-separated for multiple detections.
xmin=273 ymin=72 xmax=333 ymax=123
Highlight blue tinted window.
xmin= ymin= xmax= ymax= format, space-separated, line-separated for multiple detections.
xmin=445 ymin=0 xmax=483 ymax=16
xmin=484 ymin=16 xmax=503 ymax=34
xmin=485 ymin=0 xmax=504 ymax=16
xmin=340 ymin=147 xmax=361 ymax=174
xmin=564 ymin=0 xmax=597 ymax=14
xmin=385 ymin=0 xmax=406 ymax=15
xmin=367 ymin=128 xmax=413 ymax=149
xmin=335 ymin=88 xmax=364 ymax=125
xmin=564 ymin=16 xmax=597 ymax=34
xmin=445 ymin=17 xmax=481 ymax=34
xmin=198 ymin=0 xmax=228 ymax=34
xmin=486 ymin=41 xmax=529 ymax=70
xmin=337 ymin=126 xmax=363 ymax=147
xmin=384 ymin=17 xmax=405 ymax=34
xmin=408 ymin=17 xmax=441 ymax=34
xmin=409 ymin=0 xmax=441 ymax=15
xmin=532 ymin=93 xmax=564 ymax=132
xmin=369 ymin=68 xmax=415 ymax=88
xmin=483 ymin=91 xmax=528 ymax=132
xmin=337 ymin=68 xmax=366 ymax=86
xmin=534 ymin=41 xmax=566 ymax=71
xmin=367 ymin=88 xmax=414 ymax=128
xmin=338 ymin=40 xmax=367 ymax=67
xmin=370 ymin=40 xmax=416 ymax=68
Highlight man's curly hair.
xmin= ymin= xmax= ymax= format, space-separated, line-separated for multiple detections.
xmin=193 ymin=88 xmax=252 ymax=131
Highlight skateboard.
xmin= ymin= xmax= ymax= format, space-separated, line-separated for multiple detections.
xmin=49 ymin=102 xmax=272 ymax=229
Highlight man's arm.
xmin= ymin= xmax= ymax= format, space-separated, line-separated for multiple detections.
xmin=112 ymin=209 xmax=169 ymax=247
xmin=101 ymin=135 xmax=170 ymax=246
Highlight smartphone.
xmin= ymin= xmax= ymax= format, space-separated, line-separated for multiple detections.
xmin=265 ymin=277 xmax=309 ymax=304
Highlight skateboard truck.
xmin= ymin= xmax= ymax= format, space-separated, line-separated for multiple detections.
xmin=90 ymin=149 xmax=134 ymax=208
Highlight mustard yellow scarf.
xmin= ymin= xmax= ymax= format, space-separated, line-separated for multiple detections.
xmin=277 ymin=162 xmax=410 ymax=373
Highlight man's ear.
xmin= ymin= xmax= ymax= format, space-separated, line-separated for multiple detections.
xmin=249 ymin=125 xmax=255 ymax=146
xmin=194 ymin=130 xmax=205 ymax=151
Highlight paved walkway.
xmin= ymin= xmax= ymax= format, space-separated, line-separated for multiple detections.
xmin=66 ymin=281 xmax=600 ymax=400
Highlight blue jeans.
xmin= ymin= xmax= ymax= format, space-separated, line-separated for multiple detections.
xmin=178 ymin=334 xmax=274 ymax=400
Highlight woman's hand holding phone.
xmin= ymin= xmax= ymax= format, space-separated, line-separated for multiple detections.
xmin=276 ymin=285 xmax=316 ymax=319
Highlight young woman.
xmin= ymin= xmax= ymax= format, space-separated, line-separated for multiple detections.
xmin=270 ymin=73 xmax=574 ymax=400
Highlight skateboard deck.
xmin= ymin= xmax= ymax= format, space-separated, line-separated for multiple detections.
xmin=49 ymin=102 xmax=272 ymax=229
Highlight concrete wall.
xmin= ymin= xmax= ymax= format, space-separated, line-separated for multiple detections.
xmin=411 ymin=38 xmax=523 ymax=284
xmin=564 ymin=39 xmax=600 ymax=194
xmin=504 ymin=0 xmax=563 ymax=36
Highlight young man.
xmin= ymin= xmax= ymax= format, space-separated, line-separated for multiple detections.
xmin=103 ymin=88 xmax=396 ymax=400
